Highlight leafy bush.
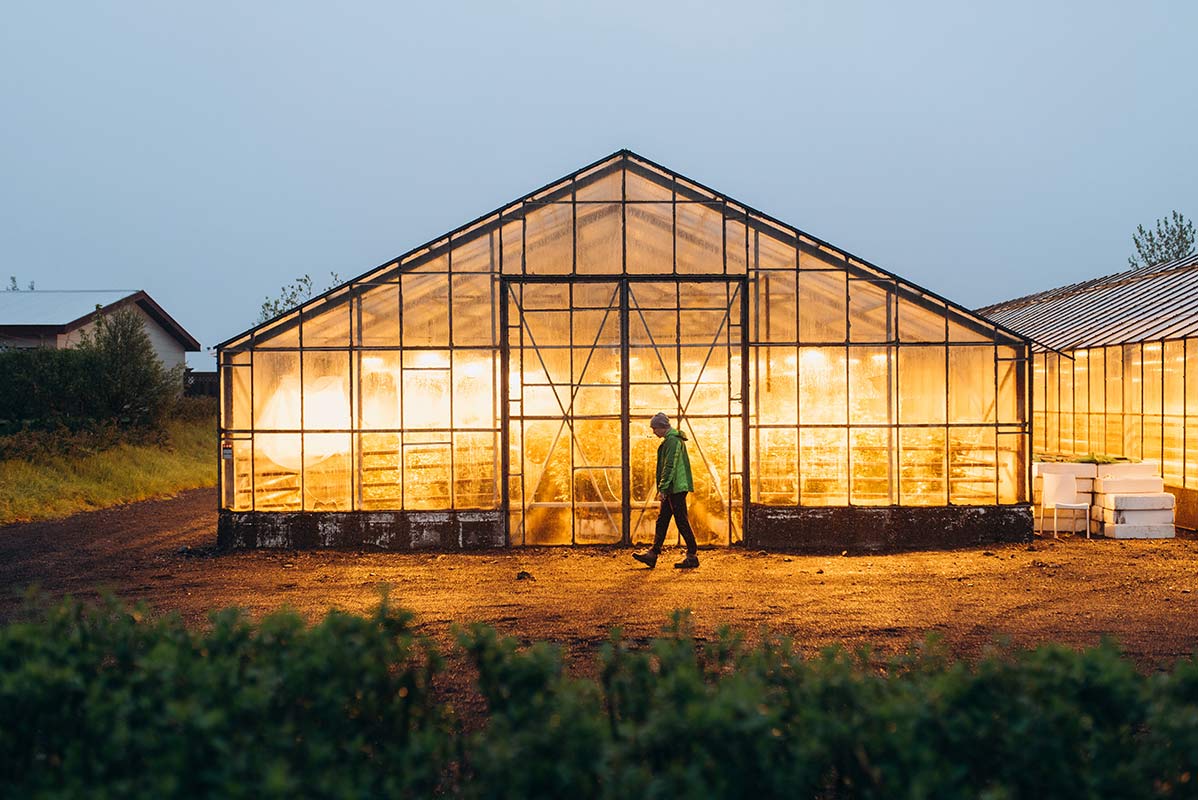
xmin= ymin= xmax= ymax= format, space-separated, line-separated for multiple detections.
xmin=3 ymin=600 xmax=1197 ymax=799
xmin=0 ymin=307 xmax=182 ymax=434
xmin=0 ymin=596 xmax=449 ymax=798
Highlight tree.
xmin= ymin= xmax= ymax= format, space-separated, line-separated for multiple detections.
xmin=6 ymin=276 xmax=35 ymax=291
xmin=1128 ymin=211 xmax=1195 ymax=269
xmin=258 ymin=272 xmax=342 ymax=323
xmin=76 ymin=306 xmax=183 ymax=428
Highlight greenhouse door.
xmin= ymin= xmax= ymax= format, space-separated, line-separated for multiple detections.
xmin=501 ymin=277 xmax=748 ymax=546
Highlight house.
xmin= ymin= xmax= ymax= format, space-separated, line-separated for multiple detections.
xmin=216 ymin=150 xmax=1033 ymax=551
xmin=0 ymin=289 xmax=200 ymax=371
xmin=980 ymin=252 xmax=1198 ymax=530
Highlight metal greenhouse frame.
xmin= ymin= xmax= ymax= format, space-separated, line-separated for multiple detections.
xmin=216 ymin=150 xmax=1033 ymax=551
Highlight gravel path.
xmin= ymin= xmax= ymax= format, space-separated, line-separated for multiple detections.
xmin=3 ymin=489 xmax=1197 ymax=670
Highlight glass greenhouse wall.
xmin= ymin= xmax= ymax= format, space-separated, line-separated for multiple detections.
xmin=218 ymin=151 xmax=1032 ymax=551
xmin=1034 ymin=340 xmax=1198 ymax=490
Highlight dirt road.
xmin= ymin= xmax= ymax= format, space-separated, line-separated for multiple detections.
xmin=3 ymin=488 xmax=1197 ymax=669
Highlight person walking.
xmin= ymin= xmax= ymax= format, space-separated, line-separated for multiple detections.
xmin=633 ymin=412 xmax=699 ymax=569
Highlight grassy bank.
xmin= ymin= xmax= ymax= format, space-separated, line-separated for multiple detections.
xmin=0 ymin=416 xmax=214 ymax=526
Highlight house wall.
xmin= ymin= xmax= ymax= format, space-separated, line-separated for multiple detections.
xmin=58 ymin=303 xmax=187 ymax=370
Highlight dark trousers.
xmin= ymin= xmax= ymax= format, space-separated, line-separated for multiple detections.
xmin=652 ymin=491 xmax=697 ymax=555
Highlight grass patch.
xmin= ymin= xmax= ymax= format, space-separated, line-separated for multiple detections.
xmin=0 ymin=415 xmax=214 ymax=525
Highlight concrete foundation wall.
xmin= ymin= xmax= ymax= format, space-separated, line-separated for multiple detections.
xmin=745 ymin=504 xmax=1033 ymax=553
xmin=218 ymin=509 xmax=506 ymax=550
xmin=220 ymin=505 xmax=1033 ymax=552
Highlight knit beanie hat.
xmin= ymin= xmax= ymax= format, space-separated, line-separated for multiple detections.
xmin=650 ymin=412 xmax=670 ymax=429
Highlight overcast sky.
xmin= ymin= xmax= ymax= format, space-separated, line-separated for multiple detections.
xmin=2 ymin=2 xmax=1195 ymax=367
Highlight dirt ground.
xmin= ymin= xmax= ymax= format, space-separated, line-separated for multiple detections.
xmin=2 ymin=488 xmax=1198 ymax=673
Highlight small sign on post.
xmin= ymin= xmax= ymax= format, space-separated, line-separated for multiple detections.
xmin=221 ymin=442 xmax=233 ymax=461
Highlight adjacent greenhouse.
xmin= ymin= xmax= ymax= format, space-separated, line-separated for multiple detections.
xmin=217 ymin=151 xmax=1032 ymax=551
xmin=983 ymin=252 xmax=1198 ymax=530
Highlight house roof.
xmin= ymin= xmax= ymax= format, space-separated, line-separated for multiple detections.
xmin=219 ymin=148 xmax=1033 ymax=351
xmin=0 ymin=289 xmax=201 ymax=351
xmin=978 ymin=252 xmax=1198 ymax=352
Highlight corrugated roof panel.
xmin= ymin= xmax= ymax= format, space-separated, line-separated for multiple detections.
xmin=979 ymin=253 xmax=1198 ymax=350
xmin=0 ymin=290 xmax=137 ymax=327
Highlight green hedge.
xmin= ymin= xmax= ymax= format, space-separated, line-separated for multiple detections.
xmin=2 ymin=599 xmax=1196 ymax=799
xmin=0 ymin=307 xmax=181 ymax=433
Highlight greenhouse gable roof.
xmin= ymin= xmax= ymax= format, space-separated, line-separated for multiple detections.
xmin=978 ymin=252 xmax=1198 ymax=351
xmin=220 ymin=149 xmax=1031 ymax=350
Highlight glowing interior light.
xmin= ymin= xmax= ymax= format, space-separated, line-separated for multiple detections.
xmin=257 ymin=376 xmax=351 ymax=470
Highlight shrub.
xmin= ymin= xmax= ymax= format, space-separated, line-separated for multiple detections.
xmin=2 ymin=599 xmax=1197 ymax=799
xmin=0 ymin=307 xmax=182 ymax=434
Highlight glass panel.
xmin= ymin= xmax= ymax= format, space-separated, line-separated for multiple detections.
xmin=1188 ymin=340 xmax=1198 ymax=487
xmin=754 ymin=229 xmax=796 ymax=270
xmin=997 ymin=432 xmax=1025 ymax=505
xmin=301 ymin=293 xmax=351 ymax=347
xmin=221 ymin=364 xmax=252 ymax=430
xmin=524 ymin=202 xmax=573 ymax=275
xmin=253 ymin=351 xmax=301 ymax=430
xmin=402 ymin=273 xmax=449 ymax=347
xmin=900 ymin=427 xmax=946 ymax=505
xmin=626 ymin=170 xmax=671 ymax=202
xmin=359 ymin=351 xmax=402 ymax=429
xmin=799 ymin=271 xmax=847 ymax=342
xmin=949 ymin=346 xmax=995 ymax=424
xmin=358 ymin=432 xmax=402 ymax=510
xmin=947 ymin=316 xmax=993 ymax=343
xmin=725 ymin=218 xmax=747 ymax=274
xmin=681 ymin=416 xmax=731 ymax=546
xmin=253 ymin=312 xmax=300 ymax=348
xmin=1032 ymin=353 xmax=1045 ymax=452
xmin=254 ymin=433 xmax=301 ymax=510
xmin=403 ymin=435 xmax=451 ymax=510
xmin=850 ymin=427 xmax=891 ymax=505
xmin=303 ymin=434 xmax=351 ymax=511
xmin=849 ymin=279 xmax=894 ymax=343
xmin=799 ymin=347 xmax=847 ymax=425
xmin=451 ymin=230 xmax=496 ymax=273
xmin=575 ymin=168 xmax=622 ymax=203
xmin=501 ymin=220 xmax=523 ymax=274
xmin=898 ymin=296 xmax=946 ymax=343
xmin=522 ymin=420 xmax=573 ymax=544
xmin=1164 ymin=340 xmax=1184 ymax=416
xmin=1074 ymin=351 xmax=1090 ymax=454
xmin=1059 ymin=354 xmax=1075 ymax=455
xmin=452 ymin=274 xmax=495 ymax=346
xmin=223 ymin=438 xmax=253 ymax=511
xmin=949 ymin=427 xmax=996 ymax=505
xmin=756 ymin=347 xmax=797 ymax=425
xmin=454 ymin=431 xmax=497 ymax=509
xmin=576 ymin=202 xmax=622 ymax=274
xmin=356 ymin=283 xmax=400 ymax=347
xmin=758 ymin=271 xmax=797 ymax=343
xmin=303 ymin=351 xmax=350 ymax=431
xmin=799 ymin=428 xmax=848 ymax=506
xmin=849 ymin=347 xmax=893 ymax=425
xmin=899 ymin=347 xmax=946 ymax=424
xmin=676 ymin=203 xmax=724 ymax=274
xmin=453 ymin=350 xmax=495 ymax=430
xmin=403 ymin=365 xmax=450 ymax=430
xmin=754 ymin=428 xmax=797 ymax=504
xmin=627 ymin=203 xmax=673 ymax=274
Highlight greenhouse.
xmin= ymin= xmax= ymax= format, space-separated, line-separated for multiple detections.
xmin=217 ymin=150 xmax=1032 ymax=551
xmin=983 ymin=252 xmax=1198 ymax=530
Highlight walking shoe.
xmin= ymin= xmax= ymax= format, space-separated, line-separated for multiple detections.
xmin=632 ymin=550 xmax=658 ymax=569
xmin=673 ymin=554 xmax=700 ymax=569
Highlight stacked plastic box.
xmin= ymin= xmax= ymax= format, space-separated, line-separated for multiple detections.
xmin=1033 ymin=461 xmax=1176 ymax=539
xmin=1032 ymin=462 xmax=1097 ymax=536
xmin=1091 ymin=462 xmax=1175 ymax=539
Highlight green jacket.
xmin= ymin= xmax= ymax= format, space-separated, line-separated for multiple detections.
xmin=655 ymin=428 xmax=694 ymax=495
